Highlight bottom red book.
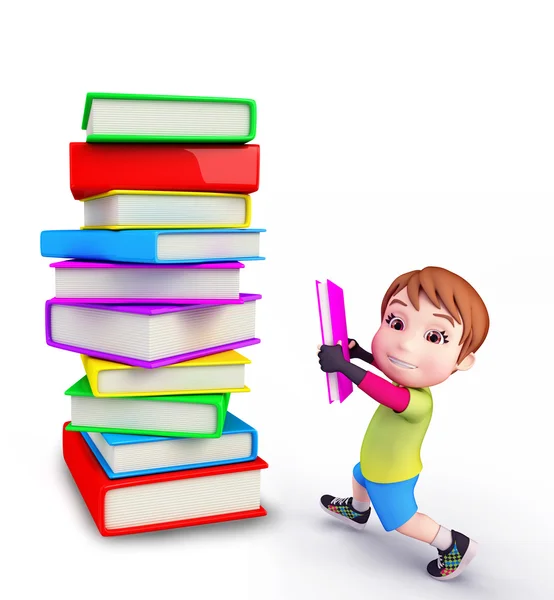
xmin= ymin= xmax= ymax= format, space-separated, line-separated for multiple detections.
xmin=62 ymin=423 xmax=268 ymax=536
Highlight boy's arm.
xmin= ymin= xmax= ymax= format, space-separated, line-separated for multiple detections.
xmin=356 ymin=370 xmax=409 ymax=412
xmin=318 ymin=344 xmax=409 ymax=412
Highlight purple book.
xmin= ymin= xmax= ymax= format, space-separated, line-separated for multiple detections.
xmin=316 ymin=280 xmax=353 ymax=404
xmin=46 ymin=294 xmax=261 ymax=368
xmin=50 ymin=260 xmax=244 ymax=304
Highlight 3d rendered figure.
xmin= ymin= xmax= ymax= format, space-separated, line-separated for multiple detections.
xmin=317 ymin=267 xmax=489 ymax=580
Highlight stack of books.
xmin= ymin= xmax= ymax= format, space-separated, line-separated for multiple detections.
xmin=40 ymin=93 xmax=268 ymax=536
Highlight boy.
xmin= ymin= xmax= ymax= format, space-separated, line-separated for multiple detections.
xmin=317 ymin=266 xmax=489 ymax=580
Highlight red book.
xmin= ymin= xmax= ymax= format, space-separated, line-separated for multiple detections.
xmin=69 ymin=143 xmax=260 ymax=200
xmin=62 ymin=423 xmax=268 ymax=536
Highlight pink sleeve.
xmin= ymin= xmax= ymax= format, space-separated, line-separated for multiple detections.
xmin=357 ymin=371 xmax=410 ymax=412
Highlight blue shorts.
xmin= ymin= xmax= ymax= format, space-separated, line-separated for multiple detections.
xmin=353 ymin=463 xmax=418 ymax=531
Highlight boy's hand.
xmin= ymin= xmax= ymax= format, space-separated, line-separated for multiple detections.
xmin=348 ymin=338 xmax=362 ymax=359
xmin=317 ymin=342 xmax=348 ymax=374
xmin=348 ymin=338 xmax=375 ymax=365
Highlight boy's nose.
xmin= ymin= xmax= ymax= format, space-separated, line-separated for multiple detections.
xmin=398 ymin=332 xmax=418 ymax=351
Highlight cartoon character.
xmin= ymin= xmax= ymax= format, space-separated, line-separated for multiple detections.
xmin=317 ymin=267 xmax=489 ymax=580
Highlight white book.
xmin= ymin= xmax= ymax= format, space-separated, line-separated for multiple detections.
xmin=65 ymin=375 xmax=231 ymax=438
xmin=81 ymin=350 xmax=250 ymax=397
xmin=51 ymin=260 xmax=243 ymax=302
xmin=81 ymin=412 xmax=257 ymax=478
xmin=40 ymin=229 xmax=265 ymax=263
xmin=82 ymin=191 xmax=251 ymax=229
xmin=64 ymin=426 xmax=268 ymax=536
xmin=83 ymin=93 xmax=256 ymax=142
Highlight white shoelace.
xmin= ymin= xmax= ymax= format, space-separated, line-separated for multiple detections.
xmin=330 ymin=497 xmax=351 ymax=506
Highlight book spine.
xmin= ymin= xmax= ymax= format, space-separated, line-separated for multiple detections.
xmin=250 ymin=428 xmax=259 ymax=459
xmin=46 ymin=334 xmax=261 ymax=369
xmin=69 ymin=143 xmax=260 ymax=199
xmin=40 ymin=230 xmax=158 ymax=263
xmin=315 ymin=281 xmax=334 ymax=404
xmin=62 ymin=424 xmax=107 ymax=535
xmin=327 ymin=281 xmax=354 ymax=403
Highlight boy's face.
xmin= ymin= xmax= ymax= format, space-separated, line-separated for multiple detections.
xmin=371 ymin=287 xmax=472 ymax=388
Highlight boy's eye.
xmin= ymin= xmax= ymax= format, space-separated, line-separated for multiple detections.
xmin=424 ymin=330 xmax=449 ymax=344
xmin=385 ymin=313 xmax=405 ymax=331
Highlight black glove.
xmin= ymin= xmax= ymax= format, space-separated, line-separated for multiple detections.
xmin=348 ymin=339 xmax=374 ymax=365
xmin=318 ymin=344 xmax=347 ymax=373
xmin=318 ymin=344 xmax=366 ymax=385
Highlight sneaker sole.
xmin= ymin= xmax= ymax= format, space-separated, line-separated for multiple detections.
xmin=432 ymin=540 xmax=479 ymax=581
xmin=319 ymin=501 xmax=367 ymax=530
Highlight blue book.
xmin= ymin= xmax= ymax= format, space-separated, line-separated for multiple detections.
xmin=40 ymin=228 xmax=265 ymax=263
xmin=81 ymin=411 xmax=258 ymax=479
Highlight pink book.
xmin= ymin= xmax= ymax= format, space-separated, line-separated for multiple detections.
xmin=316 ymin=279 xmax=353 ymax=403
xmin=49 ymin=260 xmax=244 ymax=304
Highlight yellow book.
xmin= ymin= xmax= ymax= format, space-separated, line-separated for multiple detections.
xmin=81 ymin=350 xmax=251 ymax=397
xmin=80 ymin=190 xmax=252 ymax=229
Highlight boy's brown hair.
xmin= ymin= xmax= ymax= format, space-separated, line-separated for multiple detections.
xmin=381 ymin=267 xmax=489 ymax=363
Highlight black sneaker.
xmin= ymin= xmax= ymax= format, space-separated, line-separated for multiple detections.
xmin=427 ymin=530 xmax=478 ymax=580
xmin=320 ymin=495 xmax=371 ymax=530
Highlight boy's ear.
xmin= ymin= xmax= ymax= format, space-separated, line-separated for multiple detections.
xmin=456 ymin=352 xmax=475 ymax=372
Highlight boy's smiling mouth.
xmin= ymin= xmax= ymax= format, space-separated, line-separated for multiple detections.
xmin=388 ymin=356 xmax=418 ymax=369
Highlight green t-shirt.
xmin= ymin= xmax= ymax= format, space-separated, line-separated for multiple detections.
xmin=360 ymin=386 xmax=433 ymax=484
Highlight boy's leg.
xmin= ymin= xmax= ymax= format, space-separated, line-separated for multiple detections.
xmin=364 ymin=475 xmax=478 ymax=580
xmin=351 ymin=476 xmax=371 ymax=512
xmin=395 ymin=511 xmax=441 ymax=543
xmin=320 ymin=464 xmax=372 ymax=530
xmin=396 ymin=512 xmax=478 ymax=580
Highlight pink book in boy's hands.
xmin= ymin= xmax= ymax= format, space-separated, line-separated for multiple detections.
xmin=316 ymin=279 xmax=353 ymax=404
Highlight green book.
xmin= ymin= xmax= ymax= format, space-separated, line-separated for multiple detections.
xmin=64 ymin=376 xmax=230 ymax=438
xmin=82 ymin=92 xmax=257 ymax=143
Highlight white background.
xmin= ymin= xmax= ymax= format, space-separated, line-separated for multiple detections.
xmin=2 ymin=1 xmax=553 ymax=599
